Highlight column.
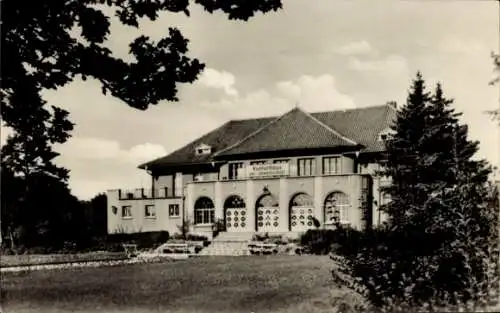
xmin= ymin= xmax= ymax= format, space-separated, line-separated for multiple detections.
xmin=246 ymin=180 xmax=255 ymax=231
xmin=314 ymin=176 xmax=323 ymax=225
xmin=279 ymin=178 xmax=288 ymax=232
xmin=185 ymin=183 xmax=194 ymax=229
xmin=175 ymin=172 xmax=183 ymax=197
xmin=214 ymin=181 xmax=223 ymax=220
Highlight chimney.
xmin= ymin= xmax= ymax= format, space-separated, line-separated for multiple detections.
xmin=386 ymin=101 xmax=397 ymax=108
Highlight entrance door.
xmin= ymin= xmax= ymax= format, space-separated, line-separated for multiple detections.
xmin=224 ymin=195 xmax=247 ymax=232
xmin=290 ymin=193 xmax=315 ymax=232
xmin=256 ymin=194 xmax=280 ymax=232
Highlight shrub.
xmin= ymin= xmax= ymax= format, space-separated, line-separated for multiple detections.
xmin=252 ymin=232 xmax=269 ymax=242
xmin=104 ymin=231 xmax=169 ymax=251
xmin=300 ymin=229 xmax=346 ymax=255
xmin=186 ymin=234 xmax=208 ymax=242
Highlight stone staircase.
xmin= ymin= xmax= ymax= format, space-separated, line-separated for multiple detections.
xmin=198 ymin=232 xmax=254 ymax=256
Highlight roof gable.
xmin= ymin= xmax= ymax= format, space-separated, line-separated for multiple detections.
xmin=214 ymin=107 xmax=358 ymax=157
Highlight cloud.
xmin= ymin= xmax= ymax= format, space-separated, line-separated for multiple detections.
xmin=336 ymin=40 xmax=377 ymax=56
xmin=53 ymin=137 xmax=167 ymax=199
xmin=197 ymin=68 xmax=238 ymax=96
xmin=439 ymin=36 xmax=489 ymax=57
xmin=197 ymin=73 xmax=356 ymax=120
xmin=56 ymin=137 xmax=166 ymax=165
xmin=348 ymin=54 xmax=409 ymax=78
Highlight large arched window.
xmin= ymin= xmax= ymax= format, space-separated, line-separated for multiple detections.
xmin=194 ymin=197 xmax=215 ymax=225
xmin=324 ymin=191 xmax=350 ymax=225
xmin=289 ymin=193 xmax=314 ymax=231
xmin=224 ymin=195 xmax=247 ymax=230
xmin=256 ymin=194 xmax=279 ymax=231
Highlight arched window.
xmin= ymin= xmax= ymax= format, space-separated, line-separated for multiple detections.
xmin=194 ymin=197 xmax=215 ymax=225
xmin=256 ymin=194 xmax=279 ymax=231
xmin=224 ymin=195 xmax=246 ymax=208
xmin=224 ymin=195 xmax=247 ymax=230
xmin=256 ymin=194 xmax=279 ymax=208
xmin=290 ymin=193 xmax=314 ymax=231
xmin=324 ymin=191 xmax=350 ymax=225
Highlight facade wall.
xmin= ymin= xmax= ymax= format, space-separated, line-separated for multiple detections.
xmin=155 ymin=175 xmax=173 ymax=189
xmin=107 ymin=190 xmax=183 ymax=235
xmin=108 ymin=154 xmax=390 ymax=237
xmin=186 ymin=174 xmax=369 ymax=237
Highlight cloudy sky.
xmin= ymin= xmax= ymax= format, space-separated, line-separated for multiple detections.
xmin=3 ymin=0 xmax=499 ymax=199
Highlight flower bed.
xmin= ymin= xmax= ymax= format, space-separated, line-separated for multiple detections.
xmin=1 ymin=254 xmax=176 ymax=273
xmin=0 ymin=251 xmax=127 ymax=268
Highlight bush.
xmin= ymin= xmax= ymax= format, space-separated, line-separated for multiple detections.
xmin=252 ymin=232 xmax=269 ymax=242
xmin=102 ymin=231 xmax=170 ymax=251
xmin=300 ymin=229 xmax=345 ymax=255
xmin=186 ymin=234 xmax=208 ymax=242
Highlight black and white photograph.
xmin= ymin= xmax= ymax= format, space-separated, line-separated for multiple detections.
xmin=1 ymin=0 xmax=500 ymax=312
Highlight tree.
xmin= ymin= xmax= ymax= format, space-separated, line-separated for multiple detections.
xmin=487 ymin=52 xmax=500 ymax=125
xmin=332 ymin=73 xmax=499 ymax=312
xmin=81 ymin=193 xmax=108 ymax=237
xmin=1 ymin=0 xmax=282 ymax=248
xmin=0 ymin=80 xmax=74 ymax=248
xmin=1 ymin=0 xmax=283 ymax=115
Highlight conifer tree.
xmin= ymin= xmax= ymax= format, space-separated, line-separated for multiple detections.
xmin=332 ymin=73 xmax=499 ymax=312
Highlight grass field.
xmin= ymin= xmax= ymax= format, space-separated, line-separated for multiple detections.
xmin=1 ymin=255 xmax=342 ymax=313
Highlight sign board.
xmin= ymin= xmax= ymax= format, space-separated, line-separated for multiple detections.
xmin=247 ymin=163 xmax=289 ymax=178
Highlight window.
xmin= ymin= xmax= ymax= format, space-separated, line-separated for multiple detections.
xmin=273 ymin=159 xmax=289 ymax=165
xmin=297 ymin=158 xmax=316 ymax=176
xmin=169 ymin=204 xmax=180 ymax=217
xmin=324 ymin=192 xmax=350 ymax=224
xmin=378 ymin=128 xmax=395 ymax=142
xmin=195 ymin=143 xmax=212 ymax=155
xmin=228 ymin=162 xmax=244 ymax=180
xmin=194 ymin=197 xmax=215 ymax=225
xmin=323 ymin=156 xmax=342 ymax=175
xmin=250 ymin=160 xmax=267 ymax=166
xmin=121 ymin=206 xmax=132 ymax=218
xmin=144 ymin=205 xmax=156 ymax=218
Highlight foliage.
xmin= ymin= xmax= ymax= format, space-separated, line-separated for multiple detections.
xmin=300 ymin=228 xmax=350 ymax=255
xmin=252 ymin=232 xmax=270 ymax=242
xmin=107 ymin=230 xmax=170 ymax=249
xmin=487 ymin=52 xmax=500 ymax=125
xmin=2 ymin=0 xmax=282 ymax=113
xmin=311 ymin=216 xmax=321 ymax=228
xmin=332 ymin=72 xmax=499 ymax=312
xmin=1 ymin=0 xmax=282 ymax=253
xmin=212 ymin=218 xmax=226 ymax=238
xmin=176 ymin=218 xmax=192 ymax=239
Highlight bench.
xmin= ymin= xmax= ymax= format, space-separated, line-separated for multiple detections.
xmin=158 ymin=243 xmax=193 ymax=254
xmin=122 ymin=244 xmax=139 ymax=258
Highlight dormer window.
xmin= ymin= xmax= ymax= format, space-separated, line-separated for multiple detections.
xmin=195 ymin=143 xmax=212 ymax=156
xmin=378 ymin=128 xmax=395 ymax=142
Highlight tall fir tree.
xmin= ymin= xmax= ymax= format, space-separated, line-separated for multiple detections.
xmin=333 ymin=72 xmax=499 ymax=312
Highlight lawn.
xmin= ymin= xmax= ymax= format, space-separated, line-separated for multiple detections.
xmin=1 ymin=255 xmax=342 ymax=313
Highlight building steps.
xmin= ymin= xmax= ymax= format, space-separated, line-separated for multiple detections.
xmin=198 ymin=241 xmax=251 ymax=256
xmin=198 ymin=232 xmax=254 ymax=256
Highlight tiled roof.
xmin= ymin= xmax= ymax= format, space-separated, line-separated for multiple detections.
xmin=138 ymin=104 xmax=397 ymax=170
xmin=214 ymin=107 xmax=358 ymax=157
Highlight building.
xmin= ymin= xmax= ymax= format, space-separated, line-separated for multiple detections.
xmin=107 ymin=103 xmax=397 ymax=239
